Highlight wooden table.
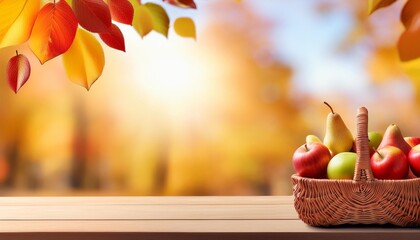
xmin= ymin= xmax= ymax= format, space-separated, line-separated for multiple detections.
xmin=0 ymin=196 xmax=418 ymax=240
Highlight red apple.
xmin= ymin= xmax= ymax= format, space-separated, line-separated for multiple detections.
xmin=370 ymin=146 xmax=409 ymax=180
xmin=405 ymin=137 xmax=420 ymax=148
xmin=408 ymin=144 xmax=420 ymax=177
xmin=292 ymin=142 xmax=331 ymax=178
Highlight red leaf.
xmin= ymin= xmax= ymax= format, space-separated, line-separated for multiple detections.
xmin=73 ymin=0 xmax=112 ymax=33
xmin=108 ymin=0 xmax=134 ymax=25
xmin=163 ymin=0 xmax=196 ymax=9
xmin=7 ymin=51 xmax=31 ymax=93
xmin=99 ymin=24 xmax=125 ymax=52
xmin=29 ymin=0 xmax=78 ymax=64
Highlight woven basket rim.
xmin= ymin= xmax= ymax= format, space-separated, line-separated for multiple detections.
xmin=291 ymin=173 xmax=420 ymax=183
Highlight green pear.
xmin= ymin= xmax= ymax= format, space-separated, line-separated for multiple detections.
xmin=377 ymin=124 xmax=411 ymax=156
xmin=306 ymin=134 xmax=322 ymax=144
xmin=323 ymin=102 xmax=354 ymax=156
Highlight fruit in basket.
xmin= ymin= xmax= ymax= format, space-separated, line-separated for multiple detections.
xmin=368 ymin=131 xmax=383 ymax=156
xmin=408 ymin=145 xmax=420 ymax=177
xmin=292 ymin=142 xmax=331 ymax=178
xmin=377 ymin=124 xmax=411 ymax=156
xmin=327 ymin=152 xmax=357 ymax=179
xmin=368 ymin=131 xmax=383 ymax=149
xmin=306 ymin=134 xmax=322 ymax=144
xmin=404 ymin=137 xmax=420 ymax=148
xmin=370 ymin=146 xmax=409 ymax=180
xmin=323 ymin=102 xmax=354 ymax=156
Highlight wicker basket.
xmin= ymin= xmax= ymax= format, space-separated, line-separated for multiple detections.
xmin=291 ymin=107 xmax=420 ymax=227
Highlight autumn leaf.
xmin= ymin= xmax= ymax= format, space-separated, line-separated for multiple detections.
xmin=368 ymin=0 xmax=397 ymax=15
xmin=129 ymin=0 xmax=153 ymax=37
xmin=163 ymin=0 xmax=196 ymax=9
xmin=29 ymin=0 xmax=78 ymax=64
xmin=107 ymin=0 xmax=134 ymax=25
xmin=0 ymin=0 xmax=40 ymax=48
xmin=99 ymin=24 xmax=125 ymax=52
xmin=7 ymin=51 xmax=31 ymax=93
xmin=174 ymin=17 xmax=196 ymax=40
xmin=144 ymin=3 xmax=170 ymax=37
xmin=62 ymin=28 xmax=105 ymax=90
xmin=401 ymin=0 xmax=420 ymax=29
xmin=72 ymin=0 xmax=112 ymax=33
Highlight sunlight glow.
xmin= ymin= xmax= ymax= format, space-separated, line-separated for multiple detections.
xmin=140 ymin=50 xmax=207 ymax=108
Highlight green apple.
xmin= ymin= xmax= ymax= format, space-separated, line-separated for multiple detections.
xmin=327 ymin=152 xmax=357 ymax=179
xmin=368 ymin=131 xmax=383 ymax=150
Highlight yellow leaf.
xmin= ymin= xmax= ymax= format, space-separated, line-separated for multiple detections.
xmin=144 ymin=3 xmax=170 ymax=37
xmin=129 ymin=0 xmax=169 ymax=38
xmin=130 ymin=1 xmax=154 ymax=38
xmin=368 ymin=0 xmax=397 ymax=15
xmin=62 ymin=28 xmax=105 ymax=90
xmin=174 ymin=17 xmax=196 ymax=40
xmin=0 ymin=0 xmax=40 ymax=48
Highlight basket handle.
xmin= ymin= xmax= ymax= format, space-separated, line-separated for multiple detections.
xmin=353 ymin=107 xmax=374 ymax=182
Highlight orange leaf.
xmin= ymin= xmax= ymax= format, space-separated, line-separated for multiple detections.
xmin=62 ymin=28 xmax=105 ymax=90
xmin=73 ymin=0 xmax=112 ymax=33
xmin=397 ymin=28 xmax=420 ymax=62
xmin=401 ymin=0 xmax=420 ymax=29
xmin=0 ymin=0 xmax=41 ymax=48
xmin=107 ymin=0 xmax=134 ymax=25
xmin=99 ymin=24 xmax=125 ymax=52
xmin=368 ymin=0 xmax=397 ymax=15
xmin=174 ymin=17 xmax=196 ymax=40
xmin=29 ymin=0 xmax=78 ymax=64
xmin=7 ymin=51 xmax=31 ymax=93
xmin=163 ymin=0 xmax=196 ymax=9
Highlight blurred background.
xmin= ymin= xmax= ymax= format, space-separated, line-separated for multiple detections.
xmin=0 ymin=0 xmax=418 ymax=195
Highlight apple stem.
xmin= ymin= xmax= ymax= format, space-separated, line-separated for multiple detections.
xmin=324 ymin=101 xmax=334 ymax=114
xmin=304 ymin=144 xmax=309 ymax=151
xmin=15 ymin=50 xmax=18 ymax=56
xmin=373 ymin=147 xmax=383 ymax=158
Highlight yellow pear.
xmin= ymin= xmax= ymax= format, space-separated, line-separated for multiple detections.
xmin=306 ymin=134 xmax=322 ymax=144
xmin=323 ymin=102 xmax=354 ymax=156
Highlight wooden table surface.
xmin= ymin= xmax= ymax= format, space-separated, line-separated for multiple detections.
xmin=0 ymin=196 xmax=418 ymax=240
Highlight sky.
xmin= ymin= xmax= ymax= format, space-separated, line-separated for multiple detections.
xmin=245 ymin=0 xmax=371 ymax=97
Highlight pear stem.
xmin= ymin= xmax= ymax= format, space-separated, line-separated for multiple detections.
xmin=324 ymin=101 xmax=334 ymax=114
